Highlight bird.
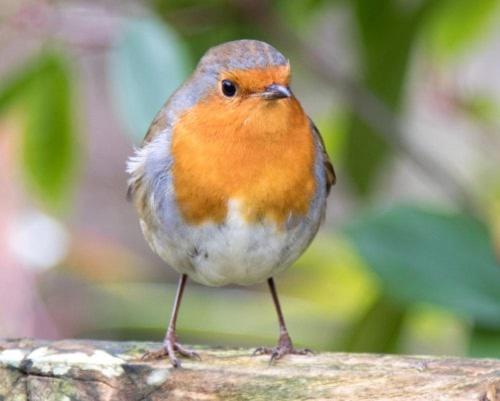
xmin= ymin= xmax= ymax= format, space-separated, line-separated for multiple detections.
xmin=127 ymin=39 xmax=335 ymax=368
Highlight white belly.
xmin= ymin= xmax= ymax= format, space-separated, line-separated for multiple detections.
xmin=141 ymin=200 xmax=321 ymax=286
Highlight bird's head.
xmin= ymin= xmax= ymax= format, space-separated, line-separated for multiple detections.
xmin=170 ymin=40 xmax=303 ymax=142
xmin=197 ymin=39 xmax=292 ymax=104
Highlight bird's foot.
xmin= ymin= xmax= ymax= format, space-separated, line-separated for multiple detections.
xmin=252 ymin=333 xmax=313 ymax=365
xmin=140 ymin=333 xmax=200 ymax=368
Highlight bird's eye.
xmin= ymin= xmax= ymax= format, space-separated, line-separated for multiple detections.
xmin=221 ymin=80 xmax=237 ymax=97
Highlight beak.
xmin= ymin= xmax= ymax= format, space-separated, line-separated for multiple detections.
xmin=261 ymin=84 xmax=292 ymax=100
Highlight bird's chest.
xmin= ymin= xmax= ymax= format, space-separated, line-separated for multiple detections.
xmin=145 ymin=197 xmax=317 ymax=286
xmin=171 ymin=101 xmax=317 ymax=228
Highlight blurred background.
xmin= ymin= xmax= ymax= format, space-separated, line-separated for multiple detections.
xmin=1 ymin=0 xmax=500 ymax=358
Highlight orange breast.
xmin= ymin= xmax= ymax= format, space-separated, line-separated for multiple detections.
xmin=171 ymin=93 xmax=316 ymax=227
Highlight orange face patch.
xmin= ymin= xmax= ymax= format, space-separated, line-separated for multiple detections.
xmin=221 ymin=65 xmax=290 ymax=95
xmin=171 ymin=68 xmax=316 ymax=227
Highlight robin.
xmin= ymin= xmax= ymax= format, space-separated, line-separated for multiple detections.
xmin=127 ymin=39 xmax=335 ymax=367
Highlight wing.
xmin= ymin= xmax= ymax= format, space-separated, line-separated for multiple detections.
xmin=126 ymin=109 xmax=168 ymax=202
xmin=311 ymin=120 xmax=336 ymax=195
xmin=142 ymin=107 xmax=168 ymax=145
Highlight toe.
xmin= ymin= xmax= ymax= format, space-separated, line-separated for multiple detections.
xmin=269 ymin=347 xmax=287 ymax=365
xmin=298 ymin=348 xmax=314 ymax=355
xmin=137 ymin=346 xmax=183 ymax=368
xmin=175 ymin=343 xmax=201 ymax=360
xmin=169 ymin=355 xmax=181 ymax=368
xmin=268 ymin=346 xmax=314 ymax=364
xmin=252 ymin=347 xmax=272 ymax=356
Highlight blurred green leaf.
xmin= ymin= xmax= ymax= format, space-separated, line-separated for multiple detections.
xmin=291 ymin=234 xmax=378 ymax=320
xmin=20 ymin=53 xmax=76 ymax=210
xmin=0 ymin=53 xmax=58 ymax=113
xmin=459 ymin=94 xmax=499 ymax=124
xmin=345 ymin=0 xmax=438 ymax=196
xmin=275 ymin=0 xmax=334 ymax=28
xmin=316 ymin=111 xmax=349 ymax=162
xmin=398 ymin=304 xmax=469 ymax=356
xmin=344 ymin=204 xmax=500 ymax=329
xmin=342 ymin=295 xmax=405 ymax=353
xmin=423 ymin=0 xmax=500 ymax=59
xmin=469 ymin=327 xmax=500 ymax=357
xmin=109 ymin=17 xmax=190 ymax=142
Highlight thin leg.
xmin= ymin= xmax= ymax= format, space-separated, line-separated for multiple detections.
xmin=268 ymin=276 xmax=289 ymax=338
xmin=140 ymin=274 xmax=200 ymax=367
xmin=253 ymin=278 xmax=313 ymax=364
xmin=167 ymin=274 xmax=188 ymax=338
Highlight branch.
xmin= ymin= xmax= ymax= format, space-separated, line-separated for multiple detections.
xmin=1 ymin=339 xmax=499 ymax=400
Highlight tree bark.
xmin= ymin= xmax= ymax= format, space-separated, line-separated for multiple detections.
xmin=1 ymin=338 xmax=499 ymax=400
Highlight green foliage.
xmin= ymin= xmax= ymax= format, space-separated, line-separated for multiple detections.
xmin=23 ymin=55 xmax=76 ymax=210
xmin=152 ymin=1 xmax=262 ymax=62
xmin=343 ymin=0 xmax=500 ymax=196
xmin=399 ymin=305 xmax=469 ymax=356
xmin=423 ymin=0 xmax=500 ymax=60
xmin=344 ymin=0 xmax=437 ymax=196
xmin=345 ymin=204 xmax=500 ymax=329
xmin=275 ymin=0 xmax=334 ymax=27
xmin=316 ymin=111 xmax=349 ymax=161
xmin=0 ymin=63 xmax=39 ymax=112
xmin=109 ymin=17 xmax=191 ymax=142
xmin=470 ymin=327 xmax=500 ymax=357
xmin=0 ymin=52 xmax=77 ymax=210
xmin=459 ymin=94 xmax=499 ymax=125
xmin=343 ymin=295 xmax=405 ymax=353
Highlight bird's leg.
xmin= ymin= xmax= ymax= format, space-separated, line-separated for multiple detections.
xmin=140 ymin=274 xmax=200 ymax=367
xmin=253 ymin=278 xmax=313 ymax=364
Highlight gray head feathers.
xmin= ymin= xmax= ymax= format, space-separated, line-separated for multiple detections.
xmin=197 ymin=40 xmax=289 ymax=76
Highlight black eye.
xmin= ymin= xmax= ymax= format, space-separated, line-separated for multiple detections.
xmin=221 ymin=80 xmax=237 ymax=97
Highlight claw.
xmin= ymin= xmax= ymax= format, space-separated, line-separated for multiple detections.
xmin=176 ymin=343 xmax=201 ymax=360
xmin=139 ymin=340 xmax=200 ymax=368
xmin=269 ymin=346 xmax=312 ymax=365
xmin=252 ymin=347 xmax=272 ymax=356
xmin=252 ymin=335 xmax=313 ymax=365
xmin=269 ymin=350 xmax=280 ymax=365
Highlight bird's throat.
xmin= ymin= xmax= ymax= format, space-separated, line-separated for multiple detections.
xmin=171 ymin=95 xmax=316 ymax=227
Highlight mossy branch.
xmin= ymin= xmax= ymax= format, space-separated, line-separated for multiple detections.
xmin=1 ymin=338 xmax=499 ymax=400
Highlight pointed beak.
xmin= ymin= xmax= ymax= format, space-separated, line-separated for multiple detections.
xmin=261 ymin=84 xmax=292 ymax=100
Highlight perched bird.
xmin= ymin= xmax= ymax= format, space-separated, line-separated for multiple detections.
xmin=127 ymin=39 xmax=335 ymax=367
